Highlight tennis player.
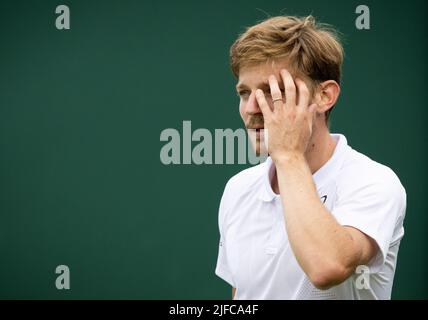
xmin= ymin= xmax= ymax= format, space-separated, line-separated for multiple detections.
xmin=215 ymin=15 xmax=406 ymax=300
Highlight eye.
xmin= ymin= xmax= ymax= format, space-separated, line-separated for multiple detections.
xmin=238 ymin=90 xmax=250 ymax=98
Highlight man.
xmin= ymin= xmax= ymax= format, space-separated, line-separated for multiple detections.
xmin=215 ymin=15 xmax=406 ymax=300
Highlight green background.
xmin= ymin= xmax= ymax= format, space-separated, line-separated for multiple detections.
xmin=0 ymin=0 xmax=426 ymax=299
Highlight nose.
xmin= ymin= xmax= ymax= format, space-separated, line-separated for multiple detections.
xmin=245 ymin=91 xmax=262 ymax=115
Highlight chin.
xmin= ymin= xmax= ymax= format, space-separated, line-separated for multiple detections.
xmin=247 ymin=129 xmax=268 ymax=157
xmin=250 ymin=140 xmax=268 ymax=157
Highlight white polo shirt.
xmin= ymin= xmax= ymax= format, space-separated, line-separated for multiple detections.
xmin=215 ymin=134 xmax=406 ymax=300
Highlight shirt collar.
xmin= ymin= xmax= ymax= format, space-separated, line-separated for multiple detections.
xmin=258 ymin=133 xmax=349 ymax=202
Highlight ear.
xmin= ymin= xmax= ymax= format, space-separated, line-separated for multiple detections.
xmin=314 ymin=80 xmax=340 ymax=114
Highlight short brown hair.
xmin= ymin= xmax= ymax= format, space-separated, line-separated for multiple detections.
xmin=230 ymin=15 xmax=344 ymax=122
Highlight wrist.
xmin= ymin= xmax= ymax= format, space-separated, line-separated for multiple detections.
xmin=272 ymin=151 xmax=306 ymax=167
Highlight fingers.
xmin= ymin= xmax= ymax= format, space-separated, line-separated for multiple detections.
xmin=280 ymin=69 xmax=296 ymax=107
xmin=268 ymin=75 xmax=283 ymax=110
xmin=256 ymin=70 xmax=314 ymax=121
xmin=255 ymin=89 xmax=273 ymax=119
xmin=294 ymin=78 xmax=310 ymax=110
xmin=280 ymin=69 xmax=314 ymax=113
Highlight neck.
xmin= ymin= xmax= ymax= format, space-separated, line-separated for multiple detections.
xmin=271 ymin=126 xmax=337 ymax=194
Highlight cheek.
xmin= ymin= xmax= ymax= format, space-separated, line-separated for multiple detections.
xmin=239 ymin=100 xmax=246 ymax=119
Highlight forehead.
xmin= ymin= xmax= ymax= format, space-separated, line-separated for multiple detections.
xmin=237 ymin=60 xmax=293 ymax=88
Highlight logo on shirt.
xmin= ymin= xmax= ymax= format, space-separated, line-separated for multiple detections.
xmin=320 ymin=195 xmax=328 ymax=204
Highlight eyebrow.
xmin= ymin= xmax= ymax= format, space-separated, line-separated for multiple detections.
xmin=236 ymin=81 xmax=271 ymax=91
xmin=236 ymin=81 xmax=282 ymax=92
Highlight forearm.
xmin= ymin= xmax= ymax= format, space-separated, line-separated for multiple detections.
xmin=275 ymin=153 xmax=359 ymax=287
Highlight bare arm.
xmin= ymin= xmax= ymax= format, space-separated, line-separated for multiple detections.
xmin=232 ymin=287 xmax=236 ymax=299
xmin=275 ymin=154 xmax=377 ymax=289
xmin=255 ymin=69 xmax=378 ymax=289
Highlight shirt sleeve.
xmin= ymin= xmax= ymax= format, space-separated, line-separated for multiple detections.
xmin=332 ymin=166 xmax=407 ymax=274
xmin=215 ymin=183 xmax=235 ymax=287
